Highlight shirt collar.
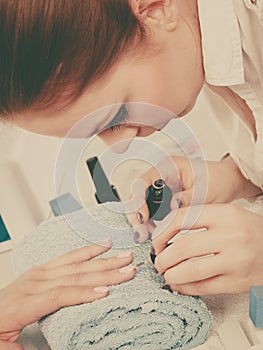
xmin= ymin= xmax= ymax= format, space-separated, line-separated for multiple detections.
xmin=197 ymin=0 xmax=245 ymax=86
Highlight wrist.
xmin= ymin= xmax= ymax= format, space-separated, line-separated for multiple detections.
xmin=0 ymin=289 xmax=20 ymax=343
xmin=221 ymin=157 xmax=261 ymax=200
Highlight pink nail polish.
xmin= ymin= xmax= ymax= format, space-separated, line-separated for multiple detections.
xmin=119 ymin=265 xmax=135 ymax=274
xmin=116 ymin=250 xmax=132 ymax=258
xmin=94 ymin=286 xmax=110 ymax=293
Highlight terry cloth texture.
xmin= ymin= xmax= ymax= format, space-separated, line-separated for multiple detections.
xmin=13 ymin=206 xmax=213 ymax=350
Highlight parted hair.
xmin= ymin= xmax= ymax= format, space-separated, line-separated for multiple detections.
xmin=0 ymin=0 xmax=144 ymax=115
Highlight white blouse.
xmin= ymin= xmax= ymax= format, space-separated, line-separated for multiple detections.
xmin=197 ymin=0 xmax=263 ymax=190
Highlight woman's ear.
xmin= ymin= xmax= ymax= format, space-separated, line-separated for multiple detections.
xmin=130 ymin=0 xmax=178 ymax=31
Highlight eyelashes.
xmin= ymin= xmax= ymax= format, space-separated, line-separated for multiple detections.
xmin=107 ymin=104 xmax=129 ymax=133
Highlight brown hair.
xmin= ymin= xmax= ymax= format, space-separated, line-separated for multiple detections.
xmin=0 ymin=0 xmax=144 ymax=115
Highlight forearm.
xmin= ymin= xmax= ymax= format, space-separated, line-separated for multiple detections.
xmin=0 ymin=290 xmax=20 ymax=343
xmin=221 ymin=156 xmax=261 ymax=200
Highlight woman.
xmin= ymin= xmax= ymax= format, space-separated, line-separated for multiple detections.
xmin=0 ymin=0 xmax=263 ymax=347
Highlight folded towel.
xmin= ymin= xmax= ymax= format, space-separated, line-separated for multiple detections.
xmin=13 ymin=206 xmax=213 ymax=350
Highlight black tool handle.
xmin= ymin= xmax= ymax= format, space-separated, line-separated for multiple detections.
xmin=86 ymin=157 xmax=120 ymax=204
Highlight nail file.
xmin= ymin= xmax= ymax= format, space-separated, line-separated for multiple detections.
xmin=217 ymin=321 xmax=251 ymax=350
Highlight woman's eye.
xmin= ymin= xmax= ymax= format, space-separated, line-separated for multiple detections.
xmin=107 ymin=104 xmax=129 ymax=132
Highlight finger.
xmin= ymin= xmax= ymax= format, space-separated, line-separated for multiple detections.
xmin=142 ymin=156 xmax=182 ymax=192
xmin=155 ymin=229 xmax=222 ymax=273
xmin=19 ymin=285 xmax=111 ymax=326
xmin=123 ymin=178 xmax=150 ymax=243
xmin=134 ymin=221 xmax=155 ymax=243
xmin=43 ymin=241 xmax=112 ymax=269
xmin=0 ymin=341 xmax=23 ymax=350
xmin=151 ymin=209 xmax=185 ymax=253
xmin=56 ymin=265 xmax=136 ymax=288
xmin=30 ymin=265 xmax=136 ymax=293
xmin=125 ymin=155 xmax=185 ymax=227
xmin=133 ymin=223 xmax=149 ymax=243
xmin=39 ymin=251 xmax=134 ymax=280
xmin=163 ymin=253 xmax=224 ymax=285
xmin=152 ymin=205 xmax=220 ymax=254
xmin=170 ymin=190 xmax=191 ymax=209
xmin=125 ymin=179 xmax=149 ymax=226
xmin=169 ymin=275 xmax=232 ymax=295
xmin=146 ymin=220 xmax=157 ymax=237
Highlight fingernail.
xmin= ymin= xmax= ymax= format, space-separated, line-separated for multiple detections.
xmin=162 ymin=285 xmax=172 ymax=292
xmin=116 ymin=250 xmax=132 ymax=258
xmin=119 ymin=265 xmax=135 ymax=274
xmin=134 ymin=231 xmax=140 ymax=243
xmin=137 ymin=212 xmax=144 ymax=224
xmin=94 ymin=286 xmax=110 ymax=293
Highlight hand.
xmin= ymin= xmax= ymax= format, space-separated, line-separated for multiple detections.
xmin=126 ymin=156 xmax=260 ymax=242
xmin=151 ymin=204 xmax=263 ymax=295
xmin=0 ymin=242 xmax=135 ymax=344
xmin=0 ymin=339 xmax=23 ymax=350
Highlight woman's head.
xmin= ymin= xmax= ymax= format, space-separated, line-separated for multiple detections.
xmin=0 ymin=0 xmax=144 ymax=115
xmin=0 ymin=0 xmax=204 ymax=149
